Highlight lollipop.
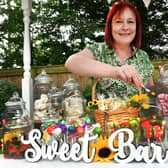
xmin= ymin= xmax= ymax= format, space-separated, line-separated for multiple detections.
xmin=68 ymin=126 xmax=76 ymax=134
xmin=153 ymin=121 xmax=166 ymax=152
xmin=42 ymin=130 xmax=52 ymax=145
xmin=76 ymin=126 xmax=85 ymax=136
xmin=129 ymin=118 xmax=140 ymax=143
xmin=59 ymin=125 xmax=67 ymax=134
xmin=141 ymin=120 xmax=152 ymax=151
xmin=52 ymin=128 xmax=62 ymax=137
xmin=93 ymin=127 xmax=102 ymax=136
xmin=47 ymin=125 xmax=56 ymax=135
xmin=45 ymin=121 xmax=54 ymax=129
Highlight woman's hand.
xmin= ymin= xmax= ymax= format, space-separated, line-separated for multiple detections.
xmin=114 ymin=65 xmax=143 ymax=93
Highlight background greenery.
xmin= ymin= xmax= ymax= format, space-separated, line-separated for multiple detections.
xmin=0 ymin=0 xmax=167 ymax=68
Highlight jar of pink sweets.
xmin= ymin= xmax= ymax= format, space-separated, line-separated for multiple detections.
xmin=156 ymin=64 xmax=168 ymax=148
xmin=157 ymin=64 xmax=168 ymax=117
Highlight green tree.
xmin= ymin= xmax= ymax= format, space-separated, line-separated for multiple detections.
xmin=0 ymin=0 xmax=23 ymax=68
xmin=0 ymin=0 xmax=167 ymax=68
xmin=147 ymin=0 xmax=168 ymax=59
xmin=31 ymin=0 xmax=109 ymax=66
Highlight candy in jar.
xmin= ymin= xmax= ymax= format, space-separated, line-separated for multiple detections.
xmin=48 ymin=85 xmax=64 ymax=120
xmin=34 ymin=70 xmax=52 ymax=100
xmin=156 ymin=64 xmax=168 ymax=116
xmin=63 ymin=77 xmax=85 ymax=123
xmin=3 ymin=92 xmax=32 ymax=159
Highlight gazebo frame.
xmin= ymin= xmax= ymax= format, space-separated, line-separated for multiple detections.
xmin=21 ymin=0 xmax=33 ymax=119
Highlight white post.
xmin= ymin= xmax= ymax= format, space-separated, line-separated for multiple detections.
xmin=21 ymin=0 xmax=33 ymax=119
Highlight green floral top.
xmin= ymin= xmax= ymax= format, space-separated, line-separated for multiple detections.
xmin=87 ymin=43 xmax=154 ymax=98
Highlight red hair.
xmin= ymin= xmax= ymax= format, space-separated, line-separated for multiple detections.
xmin=104 ymin=0 xmax=142 ymax=51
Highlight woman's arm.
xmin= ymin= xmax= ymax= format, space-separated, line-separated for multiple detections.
xmin=65 ymin=48 xmax=117 ymax=78
xmin=65 ymin=48 xmax=143 ymax=91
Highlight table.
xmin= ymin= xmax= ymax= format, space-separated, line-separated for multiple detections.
xmin=1 ymin=155 xmax=168 ymax=168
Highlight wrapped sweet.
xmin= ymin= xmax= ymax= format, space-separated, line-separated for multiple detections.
xmin=34 ymin=70 xmax=52 ymax=100
xmin=34 ymin=94 xmax=51 ymax=120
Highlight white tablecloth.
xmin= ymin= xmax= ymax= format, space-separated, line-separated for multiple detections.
xmin=0 ymin=155 xmax=168 ymax=168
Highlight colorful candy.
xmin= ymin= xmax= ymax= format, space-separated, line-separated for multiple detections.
xmin=52 ymin=128 xmax=62 ymax=136
xmin=76 ymin=126 xmax=85 ymax=136
xmin=68 ymin=126 xmax=76 ymax=134
xmin=107 ymin=116 xmax=166 ymax=144
xmin=3 ymin=131 xmax=30 ymax=159
xmin=93 ymin=127 xmax=102 ymax=136
xmin=41 ymin=117 xmax=102 ymax=145
xmin=157 ymin=93 xmax=168 ymax=116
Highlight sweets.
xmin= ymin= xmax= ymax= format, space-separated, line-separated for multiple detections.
xmin=3 ymin=130 xmax=30 ymax=159
xmin=41 ymin=118 xmax=102 ymax=145
xmin=157 ymin=93 xmax=168 ymax=116
xmin=34 ymin=94 xmax=51 ymax=120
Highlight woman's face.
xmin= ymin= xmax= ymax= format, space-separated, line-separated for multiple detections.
xmin=111 ymin=7 xmax=136 ymax=47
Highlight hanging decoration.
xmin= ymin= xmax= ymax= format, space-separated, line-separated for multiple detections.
xmin=142 ymin=0 xmax=151 ymax=8
xmin=106 ymin=0 xmax=151 ymax=8
xmin=107 ymin=0 xmax=112 ymax=4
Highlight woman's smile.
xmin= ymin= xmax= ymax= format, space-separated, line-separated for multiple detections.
xmin=119 ymin=33 xmax=131 ymax=36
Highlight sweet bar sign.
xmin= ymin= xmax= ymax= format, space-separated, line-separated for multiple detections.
xmin=21 ymin=128 xmax=168 ymax=163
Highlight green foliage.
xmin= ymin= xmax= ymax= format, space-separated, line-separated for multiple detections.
xmin=0 ymin=0 xmax=24 ymax=68
xmin=146 ymin=0 xmax=168 ymax=59
xmin=30 ymin=0 xmax=109 ymax=66
xmin=152 ymin=71 xmax=159 ymax=85
xmin=82 ymin=83 xmax=92 ymax=103
xmin=0 ymin=80 xmax=21 ymax=126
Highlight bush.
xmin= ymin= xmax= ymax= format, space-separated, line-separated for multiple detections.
xmin=0 ymin=80 xmax=21 ymax=127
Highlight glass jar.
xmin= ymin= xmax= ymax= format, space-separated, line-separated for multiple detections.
xmin=156 ymin=64 xmax=168 ymax=148
xmin=34 ymin=70 xmax=52 ymax=100
xmin=63 ymin=77 xmax=85 ymax=124
xmin=3 ymin=92 xmax=32 ymax=159
xmin=48 ymin=84 xmax=64 ymax=120
xmin=63 ymin=76 xmax=80 ymax=97
xmin=34 ymin=94 xmax=51 ymax=129
xmin=5 ymin=92 xmax=26 ymax=122
xmin=157 ymin=64 xmax=168 ymax=116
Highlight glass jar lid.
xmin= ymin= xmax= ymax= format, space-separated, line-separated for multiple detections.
xmin=48 ymin=84 xmax=64 ymax=97
xmin=158 ymin=64 xmax=168 ymax=84
xmin=5 ymin=92 xmax=23 ymax=108
xmin=35 ymin=70 xmax=52 ymax=85
xmin=63 ymin=76 xmax=79 ymax=90
xmin=5 ymin=92 xmax=31 ymax=128
xmin=160 ymin=64 xmax=168 ymax=77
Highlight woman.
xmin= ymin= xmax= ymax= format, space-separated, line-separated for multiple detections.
xmin=65 ymin=0 xmax=154 ymax=98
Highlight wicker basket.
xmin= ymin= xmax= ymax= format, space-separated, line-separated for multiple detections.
xmin=92 ymin=78 xmax=140 ymax=132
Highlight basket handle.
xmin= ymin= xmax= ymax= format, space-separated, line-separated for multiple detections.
xmin=92 ymin=78 xmax=100 ymax=101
